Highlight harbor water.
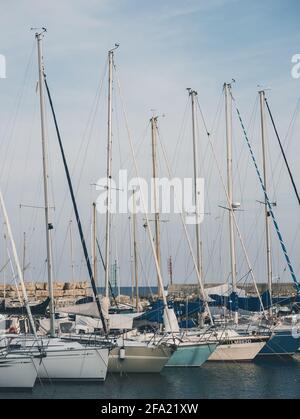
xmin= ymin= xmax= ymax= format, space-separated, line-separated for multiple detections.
xmin=1 ymin=355 xmax=300 ymax=399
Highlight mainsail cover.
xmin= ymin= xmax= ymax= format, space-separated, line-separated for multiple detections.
xmin=209 ymin=290 xmax=297 ymax=312
xmin=59 ymin=300 xmax=139 ymax=330
xmin=137 ymin=299 xmax=204 ymax=324
xmin=0 ymin=297 xmax=50 ymax=316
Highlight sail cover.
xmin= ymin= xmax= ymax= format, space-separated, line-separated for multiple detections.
xmin=59 ymin=301 xmax=139 ymax=330
xmin=0 ymin=297 xmax=50 ymax=316
xmin=209 ymin=290 xmax=296 ymax=312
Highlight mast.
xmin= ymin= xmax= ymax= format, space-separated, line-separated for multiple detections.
xmin=259 ymin=90 xmax=273 ymax=311
xmin=188 ymin=89 xmax=202 ymax=279
xmin=132 ymin=189 xmax=139 ymax=311
xmin=92 ymin=203 xmax=97 ymax=285
xmin=69 ymin=220 xmax=75 ymax=283
xmin=36 ymin=30 xmax=55 ymax=337
xmin=224 ymin=82 xmax=238 ymax=325
xmin=150 ymin=116 xmax=163 ymax=298
xmin=129 ymin=215 xmax=134 ymax=302
xmin=22 ymin=232 xmax=26 ymax=281
xmin=0 ymin=190 xmax=37 ymax=339
xmin=2 ymin=235 xmax=6 ymax=300
xmin=189 ymin=89 xmax=207 ymax=326
xmin=104 ymin=46 xmax=118 ymax=299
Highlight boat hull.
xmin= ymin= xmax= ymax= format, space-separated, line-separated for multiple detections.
xmin=108 ymin=345 xmax=172 ymax=373
xmin=257 ymin=329 xmax=300 ymax=357
xmin=9 ymin=337 xmax=109 ymax=381
xmin=208 ymin=341 xmax=265 ymax=362
xmin=0 ymin=356 xmax=37 ymax=388
xmin=166 ymin=343 xmax=216 ymax=367
xmin=36 ymin=347 xmax=108 ymax=381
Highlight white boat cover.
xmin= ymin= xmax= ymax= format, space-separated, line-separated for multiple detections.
xmin=75 ymin=313 xmax=139 ymax=330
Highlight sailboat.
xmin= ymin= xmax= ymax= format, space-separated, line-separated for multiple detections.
xmin=179 ymin=85 xmax=269 ymax=362
xmin=128 ymin=88 xmax=266 ymax=366
xmin=237 ymin=89 xmax=300 ymax=358
xmin=76 ymin=50 xmax=218 ymax=371
xmin=8 ymin=29 xmax=109 ymax=382
xmin=209 ymin=86 xmax=300 ymax=358
xmin=49 ymin=45 xmax=175 ymax=374
xmin=121 ymin=112 xmax=217 ymax=368
xmin=100 ymin=47 xmax=176 ymax=373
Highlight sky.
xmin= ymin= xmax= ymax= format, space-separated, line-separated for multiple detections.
xmin=0 ymin=0 xmax=300 ymax=291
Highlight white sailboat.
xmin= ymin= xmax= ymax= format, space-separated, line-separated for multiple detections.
xmin=204 ymin=83 xmax=270 ymax=361
xmin=97 ymin=46 xmax=175 ymax=373
xmin=180 ymin=84 xmax=269 ymax=362
xmin=8 ymin=335 xmax=109 ymax=381
xmin=6 ymin=29 xmax=110 ymax=382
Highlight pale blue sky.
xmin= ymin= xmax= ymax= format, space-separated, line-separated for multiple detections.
xmin=0 ymin=0 xmax=299 ymax=288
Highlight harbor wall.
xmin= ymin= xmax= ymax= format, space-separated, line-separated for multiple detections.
xmin=0 ymin=282 xmax=297 ymax=302
xmin=168 ymin=283 xmax=297 ymax=298
xmin=0 ymin=281 xmax=91 ymax=301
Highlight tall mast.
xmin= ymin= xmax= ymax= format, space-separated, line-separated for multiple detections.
xmin=2 ymin=234 xmax=6 ymax=300
xmin=132 ymin=189 xmax=139 ymax=311
xmin=104 ymin=46 xmax=118 ymax=299
xmin=0 ymin=190 xmax=37 ymax=339
xmin=224 ymin=83 xmax=238 ymax=325
xmin=22 ymin=232 xmax=26 ymax=281
xmin=92 ymin=203 xmax=97 ymax=285
xmin=259 ymin=90 xmax=273 ymax=311
xmin=188 ymin=89 xmax=203 ymax=282
xmin=69 ymin=220 xmax=75 ymax=283
xmin=150 ymin=116 xmax=163 ymax=298
xmin=129 ymin=215 xmax=134 ymax=302
xmin=36 ymin=30 xmax=55 ymax=337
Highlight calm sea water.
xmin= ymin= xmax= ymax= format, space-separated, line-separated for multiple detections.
xmin=1 ymin=356 xmax=300 ymax=399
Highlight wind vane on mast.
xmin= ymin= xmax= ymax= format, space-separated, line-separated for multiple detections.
xmin=30 ymin=27 xmax=47 ymax=36
xmin=109 ymin=43 xmax=120 ymax=53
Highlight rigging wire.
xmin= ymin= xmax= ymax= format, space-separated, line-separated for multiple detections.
xmin=43 ymin=75 xmax=108 ymax=336
xmin=232 ymin=95 xmax=300 ymax=294
xmin=114 ymin=67 xmax=192 ymax=332
xmin=265 ymin=97 xmax=300 ymax=206
xmin=54 ymin=58 xmax=108 ymax=243
xmin=195 ymin=92 xmax=266 ymax=315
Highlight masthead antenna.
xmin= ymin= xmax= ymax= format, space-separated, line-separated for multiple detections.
xmin=31 ymin=27 xmax=47 ymax=37
xmin=109 ymin=43 xmax=120 ymax=53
